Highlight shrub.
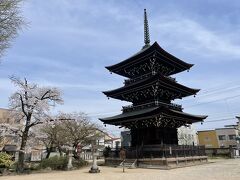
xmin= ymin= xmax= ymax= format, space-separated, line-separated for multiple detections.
xmin=103 ymin=146 xmax=111 ymax=158
xmin=38 ymin=156 xmax=68 ymax=170
xmin=0 ymin=152 xmax=13 ymax=169
xmin=38 ymin=156 xmax=88 ymax=171
xmin=72 ymin=158 xmax=88 ymax=168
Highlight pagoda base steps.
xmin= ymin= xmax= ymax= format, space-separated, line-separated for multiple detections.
xmin=119 ymin=159 xmax=137 ymax=169
xmin=105 ymin=156 xmax=208 ymax=170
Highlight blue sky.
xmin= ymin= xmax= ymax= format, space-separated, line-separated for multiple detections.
xmin=1 ymin=0 xmax=240 ymax=135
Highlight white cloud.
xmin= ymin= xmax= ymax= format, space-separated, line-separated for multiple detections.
xmin=154 ymin=17 xmax=240 ymax=61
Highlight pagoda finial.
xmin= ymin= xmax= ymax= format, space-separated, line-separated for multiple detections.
xmin=143 ymin=9 xmax=150 ymax=49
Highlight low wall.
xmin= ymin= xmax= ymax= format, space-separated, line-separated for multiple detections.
xmin=105 ymin=156 xmax=208 ymax=169
xmin=205 ymin=148 xmax=239 ymax=157
xmin=138 ymin=156 xmax=208 ymax=169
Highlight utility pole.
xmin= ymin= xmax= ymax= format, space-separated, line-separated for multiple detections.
xmin=235 ymin=116 xmax=240 ymax=156
xmin=236 ymin=116 xmax=240 ymax=134
xmin=235 ymin=116 xmax=240 ymax=138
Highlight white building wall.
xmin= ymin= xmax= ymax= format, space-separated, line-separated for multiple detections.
xmin=178 ymin=125 xmax=198 ymax=145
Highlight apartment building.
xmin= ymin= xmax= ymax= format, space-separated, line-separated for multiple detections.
xmin=215 ymin=128 xmax=238 ymax=148
xmin=198 ymin=128 xmax=239 ymax=148
xmin=198 ymin=130 xmax=219 ymax=148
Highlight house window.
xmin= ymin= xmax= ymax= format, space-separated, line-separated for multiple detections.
xmin=228 ymin=135 xmax=236 ymax=140
xmin=218 ymin=135 xmax=226 ymax=140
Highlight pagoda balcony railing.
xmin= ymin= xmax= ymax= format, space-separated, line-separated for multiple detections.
xmin=106 ymin=145 xmax=206 ymax=159
xmin=124 ymin=73 xmax=152 ymax=86
xmin=124 ymin=72 xmax=176 ymax=86
xmin=165 ymin=76 xmax=176 ymax=82
xmin=122 ymin=101 xmax=182 ymax=113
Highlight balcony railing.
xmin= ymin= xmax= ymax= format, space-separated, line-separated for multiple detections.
xmin=124 ymin=73 xmax=176 ymax=86
xmin=165 ymin=76 xmax=176 ymax=82
xmin=106 ymin=145 xmax=206 ymax=159
xmin=124 ymin=73 xmax=152 ymax=86
xmin=122 ymin=101 xmax=182 ymax=113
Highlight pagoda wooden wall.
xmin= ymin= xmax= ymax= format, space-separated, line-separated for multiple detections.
xmin=131 ymin=127 xmax=178 ymax=147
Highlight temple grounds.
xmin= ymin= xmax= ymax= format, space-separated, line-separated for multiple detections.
xmin=1 ymin=158 xmax=240 ymax=180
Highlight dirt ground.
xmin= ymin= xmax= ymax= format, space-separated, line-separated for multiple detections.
xmin=1 ymin=158 xmax=240 ymax=180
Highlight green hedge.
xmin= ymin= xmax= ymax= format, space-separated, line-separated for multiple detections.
xmin=38 ymin=156 xmax=88 ymax=170
xmin=72 ymin=158 xmax=88 ymax=168
xmin=38 ymin=156 xmax=68 ymax=170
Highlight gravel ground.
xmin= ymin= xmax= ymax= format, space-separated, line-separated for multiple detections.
xmin=1 ymin=158 xmax=240 ymax=180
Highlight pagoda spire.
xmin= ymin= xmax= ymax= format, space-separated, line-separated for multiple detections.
xmin=143 ymin=9 xmax=150 ymax=49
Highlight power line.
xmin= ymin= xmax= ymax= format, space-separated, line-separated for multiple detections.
xmin=205 ymin=111 xmax=240 ymax=121
xmin=182 ymin=85 xmax=240 ymax=101
xmin=197 ymin=80 xmax=240 ymax=94
xmin=196 ymin=86 xmax=240 ymax=98
xmin=185 ymin=94 xmax=240 ymax=108
xmin=86 ymin=81 xmax=240 ymax=117
xmin=88 ymin=94 xmax=240 ymax=117
xmin=202 ymin=118 xmax=235 ymax=123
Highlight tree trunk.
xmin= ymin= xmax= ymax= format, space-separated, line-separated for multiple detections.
xmin=17 ymin=130 xmax=29 ymax=173
xmin=73 ymin=142 xmax=80 ymax=159
xmin=46 ymin=143 xmax=53 ymax=159
xmin=46 ymin=147 xmax=51 ymax=159
xmin=17 ymin=150 xmax=25 ymax=173
xmin=58 ymin=144 xmax=63 ymax=156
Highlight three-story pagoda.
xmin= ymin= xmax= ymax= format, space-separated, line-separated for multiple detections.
xmin=99 ymin=9 xmax=207 ymax=147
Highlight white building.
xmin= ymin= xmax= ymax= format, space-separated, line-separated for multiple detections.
xmin=178 ymin=125 xmax=198 ymax=145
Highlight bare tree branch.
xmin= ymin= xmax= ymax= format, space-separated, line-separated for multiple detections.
xmin=0 ymin=0 xmax=25 ymax=59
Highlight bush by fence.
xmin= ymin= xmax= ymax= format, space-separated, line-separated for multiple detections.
xmin=37 ymin=155 xmax=88 ymax=170
xmin=72 ymin=158 xmax=88 ymax=168
xmin=38 ymin=156 xmax=68 ymax=170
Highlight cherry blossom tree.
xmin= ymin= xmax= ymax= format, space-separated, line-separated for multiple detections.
xmin=9 ymin=76 xmax=63 ymax=172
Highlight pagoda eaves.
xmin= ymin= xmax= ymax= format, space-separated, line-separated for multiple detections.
xmin=106 ymin=42 xmax=194 ymax=78
xmin=99 ymin=106 xmax=207 ymax=129
xmin=103 ymin=73 xmax=200 ymax=102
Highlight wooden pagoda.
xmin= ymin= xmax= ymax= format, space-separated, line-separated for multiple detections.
xmin=99 ymin=9 xmax=207 ymax=152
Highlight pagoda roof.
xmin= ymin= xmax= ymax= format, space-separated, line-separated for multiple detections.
xmin=106 ymin=42 xmax=193 ymax=78
xmin=99 ymin=106 xmax=207 ymax=127
xmin=103 ymin=73 xmax=200 ymax=101
xmin=100 ymin=107 xmax=159 ymax=122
